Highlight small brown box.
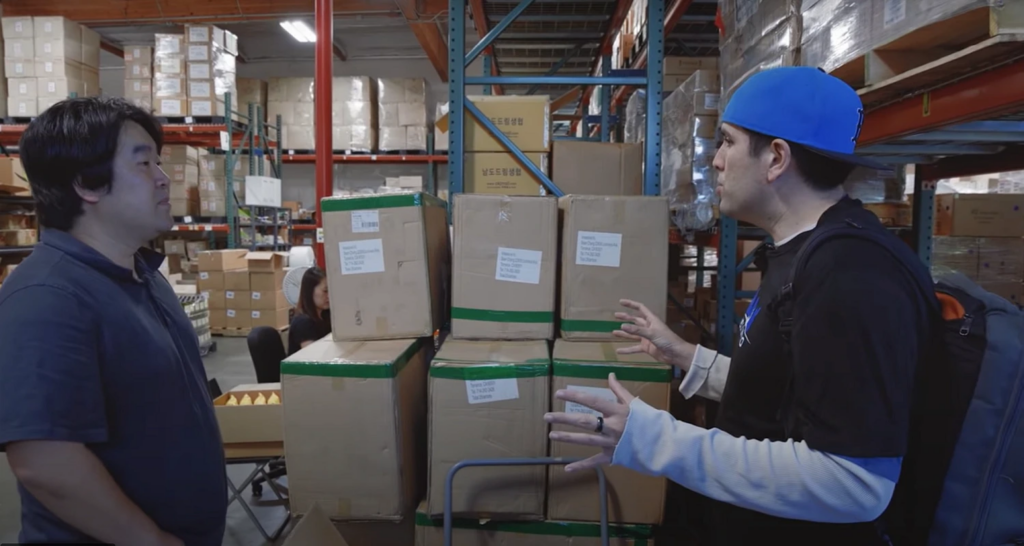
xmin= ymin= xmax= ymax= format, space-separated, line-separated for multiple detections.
xmin=225 ymin=308 xmax=252 ymax=329
xmin=198 ymin=249 xmax=248 ymax=271
xmin=251 ymin=271 xmax=285 ymax=292
xmin=250 ymin=290 xmax=289 ymax=310
xmin=246 ymin=251 xmax=287 ymax=272
xmin=203 ymin=289 xmax=226 ymax=309
xmin=224 ymin=270 xmax=250 ymax=290
xmin=197 ymin=271 xmax=224 ymax=291
xmin=224 ymin=290 xmax=250 ymax=310
xmin=212 ymin=383 xmax=283 ymax=444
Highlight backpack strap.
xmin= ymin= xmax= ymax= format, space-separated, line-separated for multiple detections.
xmin=770 ymin=218 xmax=929 ymax=434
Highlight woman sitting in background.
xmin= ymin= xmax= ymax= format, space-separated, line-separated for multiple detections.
xmin=288 ymin=267 xmax=331 ymax=355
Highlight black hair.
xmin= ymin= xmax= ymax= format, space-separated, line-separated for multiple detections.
xmin=19 ymin=97 xmax=164 ymax=231
xmin=745 ymin=129 xmax=856 ymax=191
xmin=296 ymin=267 xmax=327 ymax=325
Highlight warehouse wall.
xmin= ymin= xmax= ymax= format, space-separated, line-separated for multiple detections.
xmin=100 ymin=52 xmax=473 ymax=208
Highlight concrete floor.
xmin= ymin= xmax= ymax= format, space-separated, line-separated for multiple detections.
xmin=0 ymin=337 xmax=297 ymax=545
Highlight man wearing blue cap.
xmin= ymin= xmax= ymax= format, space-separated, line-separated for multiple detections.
xmin=544 ymin=67 xmax=935 ymax=544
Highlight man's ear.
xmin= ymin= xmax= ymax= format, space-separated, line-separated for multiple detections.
xmin=73 ymin=178 xmax=103 ymax=205
xmin=765 ymin=139 xmax=793 ymax=184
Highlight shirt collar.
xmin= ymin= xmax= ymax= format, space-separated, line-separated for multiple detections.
xmin=40 ymin=228 xmax=166 ymax=282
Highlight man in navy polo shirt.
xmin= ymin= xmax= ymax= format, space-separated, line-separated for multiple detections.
xmin=0 ymin=98 xmax=227 ymax=545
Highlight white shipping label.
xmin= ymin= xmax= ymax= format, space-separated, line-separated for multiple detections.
xmin=199 ymin=272 xmax=209 ymax=280
xmin=190 ymin=63 xmax=211 ymax=79
xmin=564 ymin=385 xmax=618 ymax=417
xmin=161 ymin=99 xmax=182 ymax=115
xmin=884 ymin=0 xmax=906 ymax=28
xmin=704 ymin=93 xmax=721 ymax=111
xmin=226 ymin=291 xmax=235 ymax=299
xmin=190 ymin=81 xmax=211 ymax=97
xmin=190 ymin=27 xmax=210 ymax=42
xmin=44 ymin=62 xmax=53 ymax=73
xmin=47 ymin=82 xmax=56 ymax=93
xmin=575 ymin=231 xmax=622 ymax=268
xmin=466 ymin=378 xmax=519 ymax=405
xmin=188 ymin=45 xmax=209 ymax=61
xmin=495 ymin=247 xmax=542 ymax=284
xmin=44 ymin=22 xmax=53 ymax=32
xmin=12 ymin=43 xmax=21 ymax=56
xmin=133 ymin=81 xmax=142 ymax=92
xmin=192 ymin=101 xmax=213 ymax=116
xmin=252 ymin=292 xmax=262 ymax=300
xmin=18 ymin=84 xmax=26 ymax=95
xmin=14 ymin=21 xmax=22 ymax=32
xmin=251 ymin=310 xmax=261 ymax=319
xmin=227 ymin=309 xmax=236 ymax=318
xmin=351 ymin=210 xmax=380 ymax=233
xmin=44 ymin=43 xmax=52 ymax=54
xmin=14 ymin=63 xmax=23 ymax=74
xmin=340 ymin=239 xmax=385 ymax=275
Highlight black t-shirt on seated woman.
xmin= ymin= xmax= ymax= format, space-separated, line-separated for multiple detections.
xmin=287 ymin=310 xmax=331 ymax=356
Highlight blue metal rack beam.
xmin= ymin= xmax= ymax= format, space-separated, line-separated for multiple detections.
xmin=448 ymin=0 xmax=663 ymax=204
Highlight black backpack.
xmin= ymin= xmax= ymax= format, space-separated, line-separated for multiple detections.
xmin=770 ymin=219 xmax=1024 ymax=545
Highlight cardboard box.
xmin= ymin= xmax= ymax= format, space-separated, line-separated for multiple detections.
xmin=164 ymin=239 xmax=187 ymax=256
xmin=427 ymin=340 xmax=550 ymax=518
xmin=250 ymin=307 xmax=290 ymax=329
xmin=5 ymin=58 xmax=34 ymax=77
xmin=281 ymin=337 xmax=428 ymax=519
xmin=5 ymin=38 xmax=34 ymax=60
xmin=466 ymin=96 xmax=551 ymax=153
xmin=0 ymin=157 xmax=30 ymax=194
xmin=186 ymin=241 xmax=209 ymax=260
xmin=548 ymin=340 xmax=670 ymax=524
xmin=201 ymin=197 xmax=226 ymax=216
xmin=251 ymin=270 xmax=286 ymax=292
xmin=0 ymin=230 xmax=37 ymax=247
xmin=9 ymin=78 xmax=37 ymax=100
xmin=279 ymin=504 xmax=415 ymax=546
xmin=223 ymin=289 xmax=250 ymax=310
xmin=250 ymin=290 xmax=289 ymax=310
xmin=37 ymin=77 xmax=85 ymax=99
xmin=156 ymin=98 xmax=187 ymax=117
xmin=560 ymin=195 xmax=669 ymax=340
xmin=198 ymin=249 xmax=248 ymax=271
xmin=451 ymin=194 xmax=558 ymax=340
xmin=203 ymin=289 xmax=226 ymax=310
xmin=2 ymin=17 xmax=33 ymax=39
xmin=212 ymin=383 xmax=282 ymax=443
xmin=170 ymin=199 xmax=197 ymax=217
xmin=552 ymin=141 xmax=643 ymax=196
xmin=7 ymin=98 xmax=37 ymax=117
xmin=246 ymin=251 xmax=287 ymax=272
xmin=224 ymin=308 xmax=252 ymax=329
xmin=464 ymin=153 xmax=549 ymax=196
xmin=222 ymin=270 xmax=249 ymax=290
xmin=322 ymin=193 xmax=449 ymax=341
xmin=935 ymin=194 xmax=1024 ymax=237
xmin=197 ymin=271 xmax=225 ymax=291
xmin=978 ymin=237 xmax=1024 ymax=283
xmin=414 ymin=502 xmax=653 ymax=546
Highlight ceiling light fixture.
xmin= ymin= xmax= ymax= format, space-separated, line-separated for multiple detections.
xmin=280 ymin=20 xmax=316 ymax=43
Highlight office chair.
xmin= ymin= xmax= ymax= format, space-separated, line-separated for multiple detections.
xmin=246 ymin=326 xmax=288 ymax=496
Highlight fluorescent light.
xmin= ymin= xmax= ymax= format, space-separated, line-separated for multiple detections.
xmin=280 ymin=20 xmax=316 ymax=43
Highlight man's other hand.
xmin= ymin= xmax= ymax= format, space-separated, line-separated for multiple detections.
xmin=614 ymin=299 xmax=694 ymax=371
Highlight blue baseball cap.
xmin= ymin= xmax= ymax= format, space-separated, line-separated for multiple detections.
xmin=722 ymin=66 xmax=888 ymax=170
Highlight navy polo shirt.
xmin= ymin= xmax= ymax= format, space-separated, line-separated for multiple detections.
xmin=0 ymin=229 xmax=227 ymax=545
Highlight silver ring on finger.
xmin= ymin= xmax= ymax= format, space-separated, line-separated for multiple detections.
xmin=594 ymin=415 xmax=604 ymax=434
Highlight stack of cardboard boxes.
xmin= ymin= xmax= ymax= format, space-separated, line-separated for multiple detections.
xmin=334 ymin=76 xmax=377 ymax=152
xmin=462 ymin=95 xmax=552 ymax=196
xmin=198 ymin=249 xmax=290 ymax=333
xmin=163 ymin=145 xmax=200 ymax=217
xmin=198 ymin=150 xmax=244 ymax=217
xmin=268 ymin=77 xmax=316 ymax=150
xmin=237 ymin=77 xmax=268 ymax=124
xmin=932 ymin=193 xmax=1024 ymax=304
xmin=0 ymin=156 xmax=35 ymax=248
xmin=162 ymin=239 xmax=208 ymax=276
xmin=377 ymin=78 xmax=427 ymax=152
xmin=265 ymin=187 xmax=669 ymax=544
xmin=153 ymin=33 xmax=187 ymax=117
xmin=123 ymin=45 xmax=154 ymax=110
xmin=184 ymin=24 xmax=238 ymax=118
xmin=2 ymin=15 xmax=101 ymax=117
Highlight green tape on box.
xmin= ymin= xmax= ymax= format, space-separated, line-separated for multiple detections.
xmin=321 ymin=192 xmax=446 ymax=213
xmin=413 ymin=511 xmax=652 ymax=540
xmin=553 ymin=360 xmax=672 ymax=383
xmin=281 ymin=340 xmax=421 ymax=379
xmin=560 ymin=319 xmax=621 ymax=333
xmin=429 ymin=362 xmax=550 ymax=380
xmin=451 ymin=307 xmax=554 ymax=324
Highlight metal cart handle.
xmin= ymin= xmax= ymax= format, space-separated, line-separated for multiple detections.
xmin=443 ymin=457 xmax=609 ymax=546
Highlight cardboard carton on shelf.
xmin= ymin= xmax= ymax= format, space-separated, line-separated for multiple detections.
xmin=321 ymin=192 xmax=449 ymax=341
xmin=551 ymin=141 xmax=643 ymax=196
xmin=281 ymin=337 xmax=428 ymax=520
xmin=465 ymin=95 xmax=551 ymax=153
xmin=0 ymin=157 xmax=30 ymax=194
xmin=426 ymin=340 xmax=550 ymax=518
xmin=198 ymin=249 xmax=248 ymax=271
xmin=212 ymin=383 xmax=282 ymax=444
xmin=559 ymin=195 xmax=669 ymax=340
xmin=464 ymin=153 xmax=549 ymax=196
xmin=934 ymin=194 xmax=1024 ymax=237
xmin=451 ymin=194 xmax=558 ymax=340
xmin=547 ymin=340 xmax=670 ymax=525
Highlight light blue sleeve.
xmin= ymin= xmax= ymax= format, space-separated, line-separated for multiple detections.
xmin=612 ymin=398 xmax=900 ymax=523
